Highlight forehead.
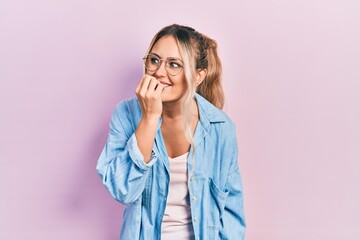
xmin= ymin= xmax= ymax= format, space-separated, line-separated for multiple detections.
xmin=151 ymin=35 xmax=181 ymax=59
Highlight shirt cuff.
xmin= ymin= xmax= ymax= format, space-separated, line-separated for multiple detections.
xmin=126 ymin=133 xmax=157 ymax=171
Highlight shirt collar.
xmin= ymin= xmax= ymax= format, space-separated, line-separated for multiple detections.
xmin=195 ymin=93 xmax=226 ymax=124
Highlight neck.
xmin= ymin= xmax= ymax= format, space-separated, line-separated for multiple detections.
xmin=161 ymin=98 xmax=198 ymax=121
xmin=161 ymin=101 xmax=183 ymax=120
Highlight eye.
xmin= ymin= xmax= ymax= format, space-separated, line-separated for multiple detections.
xmin=150 ymin=57 xmax=160 ymax=65
xmin=168 ymin=59 xmax=182 ymax=68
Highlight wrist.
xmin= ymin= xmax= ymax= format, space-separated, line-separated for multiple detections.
xmin=141 ymin=115 xmax=160 ymax=124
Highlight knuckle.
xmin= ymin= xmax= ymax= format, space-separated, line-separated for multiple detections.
xmin=145 ymin=92 xmax=152 ymax=98
xmin=150 ymin=77 xmax=158 ymax=82
xmin=139 ymin=90 xmax=146 ymax=98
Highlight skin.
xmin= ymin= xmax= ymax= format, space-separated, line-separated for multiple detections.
xmin=135 ymin=35 xmax=206 ymax=162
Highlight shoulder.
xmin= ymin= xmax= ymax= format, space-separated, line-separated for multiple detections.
xmin=110 ymin=97 xmax=141 ymax=132
xmin=114 ymin=96 xmax=140 ymax=113
xmin=195 ymin=93 xmax=236 ymax=131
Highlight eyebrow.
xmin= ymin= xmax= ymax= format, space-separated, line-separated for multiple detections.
xmin=149 ymin=52 xmax=183 ymax=61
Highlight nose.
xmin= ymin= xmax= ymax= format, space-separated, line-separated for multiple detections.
xmin=154 ymin=60 xmax=167 ymax=78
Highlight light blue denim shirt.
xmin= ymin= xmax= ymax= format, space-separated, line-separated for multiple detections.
xmin=96 ymin=93 xmax=246 ymax=240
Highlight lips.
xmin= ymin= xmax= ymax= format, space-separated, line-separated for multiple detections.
xmin=160 ymin=82 xmax=172 ymax=87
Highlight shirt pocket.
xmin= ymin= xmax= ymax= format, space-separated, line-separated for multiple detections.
xmin=207 ymin=177 xmax=229 ymax=239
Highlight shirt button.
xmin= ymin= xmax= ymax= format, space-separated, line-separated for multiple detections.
xmin=193 ymin=216 xmax=198 ymax=222
xmin=192 ymin=195 xmax=197 ymax=201
xmin=190 ymin=176 xmax=195 ymax=182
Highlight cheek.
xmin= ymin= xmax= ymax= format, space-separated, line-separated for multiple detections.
xmin=173 ymin=74 xmax=187 ymax=87
xmin=181 ymin=77 xmax=189 ymax=90
xmin=145 ymin=70 xmax=155 ymax=76
xmin=173 ymin=80 xmax=187 ymax=91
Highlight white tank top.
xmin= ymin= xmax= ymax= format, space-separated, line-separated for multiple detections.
xmin=161 ymin=152 xmax=194 ymax=240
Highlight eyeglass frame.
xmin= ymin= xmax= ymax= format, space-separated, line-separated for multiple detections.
xmin=142 ymin=53 xmax=185 ymax=76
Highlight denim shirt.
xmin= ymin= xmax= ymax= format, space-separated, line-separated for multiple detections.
xmin=96 ymin=93 xmax=246 ymax=240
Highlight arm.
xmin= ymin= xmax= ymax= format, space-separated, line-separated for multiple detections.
xmin=220 ymin=125 xmax=246 ymax=239
xmin=134 ymin=74 xmax=165 ymax=163
xmin=220 ymin=168 xmax=246 ymax=239
xmin=96 ymin=103 xmax=158 ymax=204
xmin=96 ymin=75 xmax=165 ymax=204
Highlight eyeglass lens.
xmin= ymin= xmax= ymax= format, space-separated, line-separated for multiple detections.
xmin=144 ymin=54 xmax=183 ymax=76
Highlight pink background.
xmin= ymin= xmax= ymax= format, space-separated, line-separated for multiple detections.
xmin=1 ymin=0 xmax=359 ymax=239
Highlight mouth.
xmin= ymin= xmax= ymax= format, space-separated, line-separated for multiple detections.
xmin=160 ymin=82 xmax=173 ymax=88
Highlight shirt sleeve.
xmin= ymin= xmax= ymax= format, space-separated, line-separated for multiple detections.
xmin=96 ymin=101 xmax=158 ymax=204
xmin=219 ymin=123 xmax=246 ymax=239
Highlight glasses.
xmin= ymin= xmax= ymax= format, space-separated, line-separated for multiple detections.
xmin=143 ymin=54 xmax=184 ymax=76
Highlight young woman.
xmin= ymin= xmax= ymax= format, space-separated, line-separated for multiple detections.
xmin=97 ymin=24 xmax=246 ymax=240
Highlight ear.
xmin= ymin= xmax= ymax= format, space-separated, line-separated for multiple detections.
xmin=195 ymin=69 xmax=207 ymax=86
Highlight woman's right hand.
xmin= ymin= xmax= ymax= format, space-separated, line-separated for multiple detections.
xmin=134 ymin=74 xmax=165 ymax=163
xmin=135 ymin=74 xmax=165 ymax=120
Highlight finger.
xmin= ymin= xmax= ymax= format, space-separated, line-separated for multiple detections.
xmin=143 ymin=74 xmax=157 ymax=90
xmin=135 ymin=75 xmax=147 ymax=95
xmin=139 ymin=76 xmax=152 ymax=97
xmin=154 ymin=83 xmax=165 ymax=96
xmin=147 ymin=78 xmax=160 ymax=92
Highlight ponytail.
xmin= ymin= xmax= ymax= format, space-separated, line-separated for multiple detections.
xmin=196 ymin=36 xmax=224 ymax=109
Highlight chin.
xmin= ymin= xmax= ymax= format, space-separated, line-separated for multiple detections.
xmin=160 ymin=87 xmax=187 ymax=103
xmin=161 ymin=94 xmax=182 ymax=104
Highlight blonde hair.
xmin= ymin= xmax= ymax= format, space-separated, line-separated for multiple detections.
xmin=145 ymin=24 xmax=224 ymax=150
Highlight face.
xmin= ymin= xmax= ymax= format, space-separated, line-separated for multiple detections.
xmin=147 ymin=35 xmax=187 ymax=103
